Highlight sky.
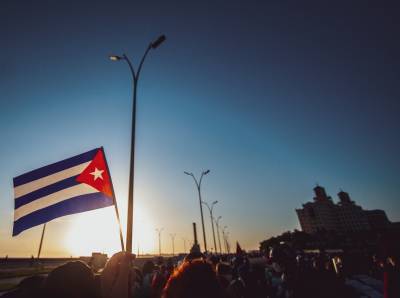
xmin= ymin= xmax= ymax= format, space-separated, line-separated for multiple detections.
xmin=1 ymin=1 xmax=399 ymax=257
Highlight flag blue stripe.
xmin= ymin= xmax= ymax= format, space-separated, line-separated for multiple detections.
xmin=13 ymin=192 xmax=114 ymax=236
xmin=13 ymin=148 xmax=99 ymax=187
xmin=14 ymin=176 xmax=80 ymax=209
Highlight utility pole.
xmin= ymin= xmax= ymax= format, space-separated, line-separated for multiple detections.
xmin=182 ymin=237 xmax=187 ymax=253
xmin=110 ymin=35 xmax=166 ymax=252
xmin=203 ymin=200 xmax=218 ymax=254
xmin=156 ymin=228 xmax=164 ymax=256
xmin=184 ymin=170 xmax=210 ymax=252
xmin=170 ymin=233 xmax=176 ymax=256
xmin=215 ymin=216 xmax=222 ymax=254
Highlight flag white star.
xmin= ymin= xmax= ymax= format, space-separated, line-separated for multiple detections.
xmin=90 ymin=167 xmax=104 ymax=181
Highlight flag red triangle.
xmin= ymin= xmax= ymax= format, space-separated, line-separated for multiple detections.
xmin=76 ymin=149 xmax=113 ymax=198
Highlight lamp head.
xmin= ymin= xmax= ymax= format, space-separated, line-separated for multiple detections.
xmin=204 ymin=170 xmax=210 ymax=175
xmin=151 ymin=35 xmax=166 ymax=49
xmin=213 ymin=200 xmax=218 ymax=205
xmin=109 ymin=55 xmax=123 ymax=61
xmin=184 ymin=171 xmax=191 ymax=176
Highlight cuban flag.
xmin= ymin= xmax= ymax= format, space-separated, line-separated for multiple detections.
xmin=13 ymin=147 xmax=115 ymax=236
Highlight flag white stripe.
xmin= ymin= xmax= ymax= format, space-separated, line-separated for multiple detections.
xmin=14 ymin=162 xmax=91 ymax=199
xmin=14 ymin=183 xmax=98 ymax=221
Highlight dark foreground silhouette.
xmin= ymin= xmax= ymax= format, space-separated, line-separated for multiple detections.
xmin=2 ymin=246 xmax=399 ymax=298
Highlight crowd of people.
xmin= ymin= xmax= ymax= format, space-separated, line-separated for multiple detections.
xmin=2 ymin=243 xmax=399 ymax=298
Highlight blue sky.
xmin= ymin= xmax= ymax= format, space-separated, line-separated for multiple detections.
xmin=1 ymin=1 xmax=399 ymax=256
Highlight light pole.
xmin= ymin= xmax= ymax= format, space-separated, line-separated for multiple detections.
xmin=222 ymin=226 xmax=229 ymax=253
xmin=170 ymin=233 xmax=176 ymax=256
xmin=156 ymin=228 xmax=164 ymax=256
xmin=184 ymin=170 xmax=210 ymax=252
xmin=110 ymin=34 xmax=166 ymax=253
xmin=202 ymin=200 xmax=218 ymax=254
xmin=226 ymin=233 xmax=231 ymax=253
xmin=215 ymin=216 xmax=222 ymax=254
xmin=182 ymin=237 xmax=187 ymax=253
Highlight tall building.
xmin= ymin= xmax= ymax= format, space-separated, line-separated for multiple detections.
xmin=336 ymin=190 xmax=370 ymax=232
xmin=364 ymin=209 xmax=390 ymax=231
xmin=296 ymin=186 xmax=386 ymax=234
xmin=296 ymin=186 xmax=338 ymax=233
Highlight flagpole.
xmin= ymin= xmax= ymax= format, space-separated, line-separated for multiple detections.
xmin=37 ymin=223 xmax=46 ymax=259
xmin=101 ymin=147 xmax=125 ymax=251
xmin=113 ymin=194 xmax=125 ymax=252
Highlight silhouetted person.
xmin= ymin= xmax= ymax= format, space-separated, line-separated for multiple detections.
xmin=44 ymin=261 xmax=97 ymax=298
xmin=370 ymin=254 xmax=384 ymax=280
xmin=162 ymin=259 xmax=223 ymax=298
xmin=226 ymin=278 xmax=245 ymax=298
xmin=2 ymin=275 xmax=46 ymax=298
xmin=143 ymin=260 xmax=156 ymax=276
xmin=216 ymin=262 xmax=232 ymax=290
xmin=152 ymin=264 xmax=168 ymax=298
xmin=100 ymin=251 xmax=136 ymax=298
xmin=183 ymin=243 xmax=204 ymax=263
xmin=140 ymin=260 xmax=156 ymax=297
xmin=384 ymin=254 xmax=400 ymax=298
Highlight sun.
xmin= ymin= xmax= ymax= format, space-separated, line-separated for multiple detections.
xmin=64 ymin=204 xmax=156 ymax=257
xmin=64 ymin=207 xmax=121 ymax=256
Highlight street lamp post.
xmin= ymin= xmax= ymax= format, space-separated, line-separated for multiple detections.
xmin=110 ymin=35 xmax=166 ymax=253
xmin=203 ymin=200 xmax=218 ymax=254
xmin=215 ymin=216 xmax=222 ymax=254
xmin=184 ymin=170 xmax=210 ymax=252
xmin=170 ymin=233 xmax=176 ymax=256
xmin=222 ymin=226 xmax=229 ymax=253
xmin=226 ymin=233 xmax=230 ymax=253
xmin=182 ymin=237 xmax=187 ymax=253
xmin=156 ymin=228 xmax=164 ymax=256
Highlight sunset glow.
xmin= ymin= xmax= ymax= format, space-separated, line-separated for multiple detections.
xmin=64 ymin=203 xmax=157 ymax=256
xmin=64 ymin=208 xmax=121 ymax=256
